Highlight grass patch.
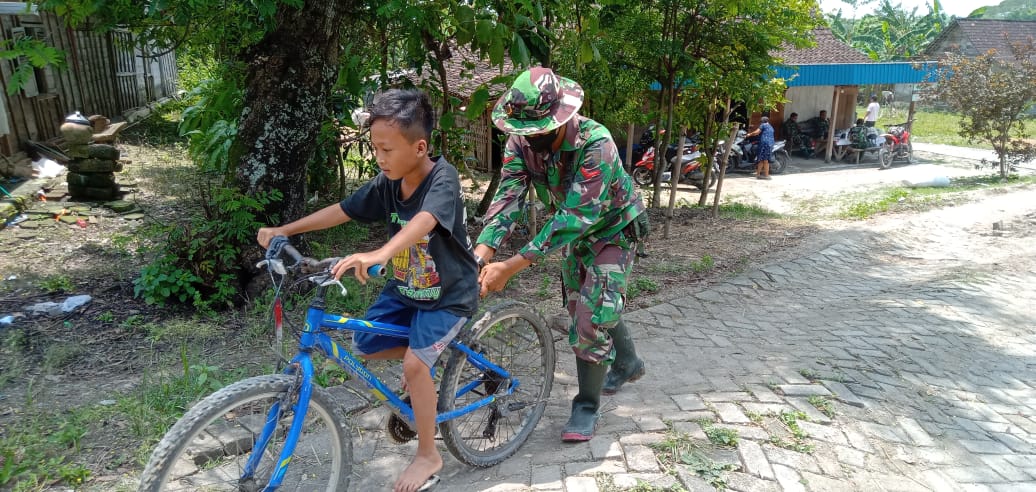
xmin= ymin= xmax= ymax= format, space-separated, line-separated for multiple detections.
xmin=39 ymin=274 xmax=74 ymax=293
xmin=627 ymin=277 xmax=661 ymax=298
xmin=769 ymin=410 xmax=815 ymax=454
xmin=650 ymin=429 xmax=736 ymax=489
xmin=715 ymin=202 xmax=780 ymax=219
xmin=674 ymin=200 xmax=780 ymax=219
xmin=596 ymin=473 xmax=684 ymax=492
xmin=889 ymin=108 xmax=1036 ymax=149
xmin=0 ymin=406 xmax=98 ymax=489
xmin=798 ymin=368 xmax=820 ymax=382
xmin=699 ymin=419 xmax=740 ymax=447
xmin=838 ymin=174 xmax=1035 ymax=220
xmin=808 ymin=395 xmax=836 ymax=418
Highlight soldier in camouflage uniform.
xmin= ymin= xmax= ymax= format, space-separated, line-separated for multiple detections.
xmin=474 ymin=67 xmax=649 ymax=442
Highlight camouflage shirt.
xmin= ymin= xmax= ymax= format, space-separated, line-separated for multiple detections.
xmin=477 ymin=115 xmax=646 ymax=262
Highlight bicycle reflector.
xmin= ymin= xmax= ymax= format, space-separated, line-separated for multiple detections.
xmin=274 ymin=297 xmax=284 ymax=341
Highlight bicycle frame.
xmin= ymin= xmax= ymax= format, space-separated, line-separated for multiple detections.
xmin=242 ymin=282 xmax=517 ymax=490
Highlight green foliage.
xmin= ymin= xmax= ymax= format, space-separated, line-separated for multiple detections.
xmin=0 ymin=36 xmax=65 ymax=95
xmin=650 ymin=428 xmax=736 ymax=489
xmin=827 ymin=0 xmax=949 ymax=61
xmin=39 ymin=274 xmax=73 ymax=293
xmin=840 ymin=187 xmax=912 ymax=219
xmin=690 ymin=255 xmax=715 ymax=274
xmin=134 ymin=188 xmax=282 ymax=310
xmin=179 ymin=72 xmax=245 ymax=174
xmin=627 ymin=277 xmax=660 ymax=298
xmin=0 ymin=408 xmax=95 ymax=489
xmin=702 ymin=422 xmax=739 ymax=447
xmin=927 ymin=39 xmax=1036 ymax=177
xmin=808 ymin=395 xmax=835 ymax=418
xmin=974 ymin=0 xmax=1036 ymax=20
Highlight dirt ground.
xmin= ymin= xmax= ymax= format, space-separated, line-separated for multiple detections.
xmin=0 ymin=125 xmax=1017 ymax=489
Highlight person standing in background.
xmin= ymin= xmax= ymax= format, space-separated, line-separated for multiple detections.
xmin=865 ymin=95 xmax=881 ymax=128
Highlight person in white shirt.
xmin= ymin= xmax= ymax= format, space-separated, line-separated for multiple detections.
xmin=864 ymin=95 xmax=880 ymax=128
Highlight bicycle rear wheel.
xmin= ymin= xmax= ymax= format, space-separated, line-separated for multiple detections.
xmin=139 ymin=374 xmax=351 ymax=492
xmin=438 ymin=301 xmax=556 ymax=467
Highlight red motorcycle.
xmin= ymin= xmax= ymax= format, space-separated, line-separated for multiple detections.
xmin=631 ymin=141 xmax=717 ymax=191
xmin=879 ymin=121 xmax=913 ymax=170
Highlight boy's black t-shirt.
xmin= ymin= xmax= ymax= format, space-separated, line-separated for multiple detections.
xmin=340 ymin=157 xmax=478 ymax=318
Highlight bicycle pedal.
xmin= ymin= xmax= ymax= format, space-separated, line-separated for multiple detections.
xmin=418 ymin=474 xmax=441 ymax=492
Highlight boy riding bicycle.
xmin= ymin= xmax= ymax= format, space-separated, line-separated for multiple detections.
xmin=257 ymin=89 xmax=478 ymax=492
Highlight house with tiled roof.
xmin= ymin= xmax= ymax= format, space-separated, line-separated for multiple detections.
xmin=771 ymin=28 xmax=934 ymax=162
xmin=400 ymin=45 xmax=515 ymax=173
xmin=924 ymin=18 xmax=1036 ymax=63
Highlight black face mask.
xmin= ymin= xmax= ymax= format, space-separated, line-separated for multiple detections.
xmin=525 ymin=130 xmax=558 ymax=153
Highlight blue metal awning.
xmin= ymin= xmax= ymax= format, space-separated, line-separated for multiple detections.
xmin=776 ymin=62 xmax=937 ymax=87
xmin=648 ymin=62 xmax=937 ymax=90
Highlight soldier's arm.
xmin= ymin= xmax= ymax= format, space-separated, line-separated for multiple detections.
xmin=475 ymin=136 xmax=530 ymax=255
xmin=516 ymin=137 xmax=614 ymax=263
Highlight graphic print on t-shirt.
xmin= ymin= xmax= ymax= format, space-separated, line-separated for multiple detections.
xmin=390 ymin=213 xmax=442 ymax=301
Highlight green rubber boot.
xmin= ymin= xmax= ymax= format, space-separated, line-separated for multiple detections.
xmin=602 ymin=320 xmax=645 ymax=395
xmin=561 ymin=358 xmax=607 ymax=442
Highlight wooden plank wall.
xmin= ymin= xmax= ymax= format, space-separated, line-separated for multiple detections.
xmin=0 ymin=14 xmax=174 ymax=159
xmin=73 ymin=28 xmax=119 ymax=117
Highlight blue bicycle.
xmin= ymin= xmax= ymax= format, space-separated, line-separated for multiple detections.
xmin=139 ymin=239 xmax=556 ymax=491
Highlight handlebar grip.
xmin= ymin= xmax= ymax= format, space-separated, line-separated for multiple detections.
xmin=283 ymin=244 xmax=303 ymax=263
xmin=367 ymin=264 xmax=386 ymax=277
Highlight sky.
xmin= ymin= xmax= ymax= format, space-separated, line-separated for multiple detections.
xmin=819 ymin=0 xmax=995 ymax=18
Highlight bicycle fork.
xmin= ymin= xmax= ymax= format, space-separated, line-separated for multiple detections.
xmin=240 ymin=360 xmax=316 ymax=491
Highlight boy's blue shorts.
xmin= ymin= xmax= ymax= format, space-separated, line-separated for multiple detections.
xmin=353 ymin=294 xmax=468 ymax=368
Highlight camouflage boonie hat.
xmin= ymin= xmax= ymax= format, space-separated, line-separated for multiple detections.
xmin=492 ymin=67 xmax=584 ymax=136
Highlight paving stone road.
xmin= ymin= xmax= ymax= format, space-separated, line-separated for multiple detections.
xmin=348 ymin=185 xmax=1036 ymax=492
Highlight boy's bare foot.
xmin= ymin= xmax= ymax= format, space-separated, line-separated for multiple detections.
xmin=394 ymin=452 xmax=443 ymax=492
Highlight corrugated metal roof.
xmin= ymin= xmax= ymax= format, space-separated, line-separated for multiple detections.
xmin=776 ymin=62 xmax=936 ymax=87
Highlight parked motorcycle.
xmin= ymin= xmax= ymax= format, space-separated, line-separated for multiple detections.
xmin=620 ymin=125 xmax=662 ymax=166
xmin=632 ymin=140 xmax=717 ymax=190
xmin=878 ymin=121 xmax=913 ymax=170
xmin=715 ymin=130 xmax=788 ymax=175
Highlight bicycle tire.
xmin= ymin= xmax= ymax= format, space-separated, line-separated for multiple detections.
xmin=139 ymin=374 xmax=351 ymax=492
xmin=437 ymin=301 xmax=556 ymax=467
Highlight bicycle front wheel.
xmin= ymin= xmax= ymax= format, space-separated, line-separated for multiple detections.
xmin=139 ymin=374 xmax=351 ymax=492
xmin=438 ymin=301 xmax=556 ymax=467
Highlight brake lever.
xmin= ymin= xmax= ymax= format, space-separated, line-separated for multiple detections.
xmin=255 ymin=259 xmax=288 ymax=275
xmin=313 ymin=275 xmax=348 ymax=297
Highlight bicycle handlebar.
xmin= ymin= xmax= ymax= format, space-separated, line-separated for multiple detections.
xmin=263 ymin=236 xmax=385 ymax=278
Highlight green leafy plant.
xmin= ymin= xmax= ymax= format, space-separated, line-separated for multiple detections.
xmin=808 ymin=395 xmax=835 ymax=418
xmin=698 ymin=419 xmax=739 ymax=447
xmin=134 ymin=188 xmax=282 ymax=310
xmin=179 ymin=73 xmax=244 ymax=173
xmin=650 ymin=429 xmax=735 ymax=489
xmin=627 ymin=277 xmax=660 ymax=298
xmin=690 ymin=255 xmax=715 ymax=273
xmin=39 ymin=274 xmax=73 ymax=293
xmin=0 ymin=36 xmax=65 ymax=95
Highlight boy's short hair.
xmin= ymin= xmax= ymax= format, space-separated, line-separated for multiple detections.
xmin=856 ymin=118 xmax=865 ymax=125
xmin=368 ymin=89 xmax=433 ymax=143
xmin=789 ymin=112 xmax=798 ymax=119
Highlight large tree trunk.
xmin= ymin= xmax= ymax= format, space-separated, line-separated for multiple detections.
xmin=235 ymin=1 xmax=350 ymax=225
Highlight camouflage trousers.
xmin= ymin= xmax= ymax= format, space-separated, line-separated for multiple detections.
xmin=562 ymin=234 xmax=636 ymax=364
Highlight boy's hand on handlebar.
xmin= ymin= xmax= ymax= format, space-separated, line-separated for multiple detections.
xmin=256 ymin=227 xmax=288 ymax=249
xmin=332 ymin=251 xmax=388 ymax=284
